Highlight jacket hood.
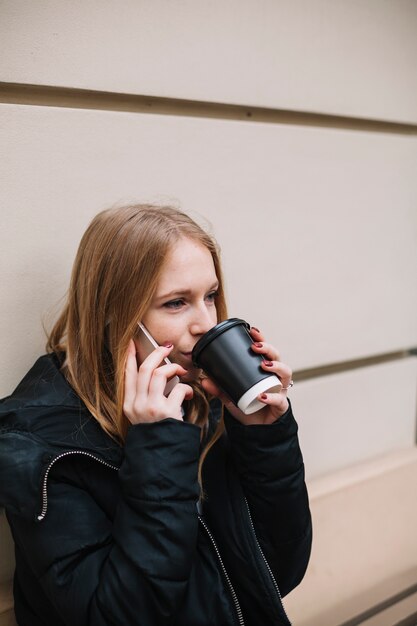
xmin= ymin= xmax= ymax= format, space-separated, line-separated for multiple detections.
xmin=0 ymin=354 xmax=123 ymax=520
xmin=0 ymin=354 xmax=123 ymax=461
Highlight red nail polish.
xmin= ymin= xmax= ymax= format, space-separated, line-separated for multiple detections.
xmin=260 ymin=393 xmax=268 ymax=400
xmin=251 ymin=326 xmax=260 ymax=333
xmin=253 ymin=342 xmax=263 ymax=348
xmin=163 ymin=341 xmax=173 ymax=348
xmin=263 ymin=360 xmax=273 ymax=366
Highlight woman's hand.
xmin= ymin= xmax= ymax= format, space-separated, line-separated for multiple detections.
xmin=124 ymin=340 xmax=193 ymax=424
xmin=201 ymin=327 xmax=292 ymax=426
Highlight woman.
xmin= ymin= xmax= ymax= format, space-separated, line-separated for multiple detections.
xmin=0 ymin=205 xmax=312 ymax=626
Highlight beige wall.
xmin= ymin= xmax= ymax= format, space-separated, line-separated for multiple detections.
xmin=1 ymin=0 xmax=417 ymax=123
xmin=1 ymin=1 xmax=417 ymax=624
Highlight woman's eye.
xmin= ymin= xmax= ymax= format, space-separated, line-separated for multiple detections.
xmin=163 ymin=299 xmax=185 ymax=310
xmin=163 ymin=291 xmax=218 ymax=310
xmin=206 ymin=290 xmax=219 ymax=303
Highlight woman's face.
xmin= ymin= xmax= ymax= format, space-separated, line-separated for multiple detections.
xmin=140 ymin=237 xmax=219 ymax=382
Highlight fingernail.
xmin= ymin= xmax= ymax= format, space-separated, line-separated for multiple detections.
xmin=253 ymin=342 xmax=263 ymax=348
xmin=251 ymin=326 xmax=260 ymax=333
xmin=260 ymin=393 xmax=268 ymax=400
xmin=163 ymin=341 xmax=173 ymax=348
xmin=263 ymin=360 xmax=273 ymax=366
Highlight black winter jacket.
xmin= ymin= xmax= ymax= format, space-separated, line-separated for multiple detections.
xmin=0 ymin=354 xmax=312 ymax=626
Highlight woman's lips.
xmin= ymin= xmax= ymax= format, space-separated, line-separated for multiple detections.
xmin=180 ymin=351 xmax=195 ymax=365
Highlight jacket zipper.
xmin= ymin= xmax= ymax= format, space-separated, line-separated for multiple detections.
xmin=198 ymin=516 xmax=245 ymax=626
xmin=244 ymin=498 xmax=291 ymax=625
xmin=39 ymin=452 xmax=245 ymax=625
xmin=37 ymin=454 xmax=275 ymax=626
xmin=37 ymin=450 xmax=119 ymax=521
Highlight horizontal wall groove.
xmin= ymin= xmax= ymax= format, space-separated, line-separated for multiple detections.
xmin=1 ymin=82 xmax=417 ymax=135
xmin=337 ymin=583 xmax=417 ymax=626
xmin=294 ymin=348 xmax=417 ymax=381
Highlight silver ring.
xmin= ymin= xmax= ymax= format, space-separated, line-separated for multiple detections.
xmin=281 ymin=380 xmax=294 ymax=391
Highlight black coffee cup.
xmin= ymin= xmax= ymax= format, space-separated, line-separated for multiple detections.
xmin=192 ymin=318 xmax=282 ymax=414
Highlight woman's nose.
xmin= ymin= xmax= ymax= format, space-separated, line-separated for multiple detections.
xmin=190 ymin=306 xmax=216 ymax=336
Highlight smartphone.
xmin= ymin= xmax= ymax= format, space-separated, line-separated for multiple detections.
xmin=136 ymin=322 xmax=180 ymax=396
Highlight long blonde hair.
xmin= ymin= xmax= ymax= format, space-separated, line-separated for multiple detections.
xmin=47 ymin=204 xmax=227 ymax=478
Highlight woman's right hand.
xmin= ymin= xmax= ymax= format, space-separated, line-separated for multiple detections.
xmin=123 ymin=339 xmax=193 ymax=424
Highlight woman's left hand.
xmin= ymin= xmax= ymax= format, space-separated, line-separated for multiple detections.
xmin=201 ymin=327 xmax=292 ymax=425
